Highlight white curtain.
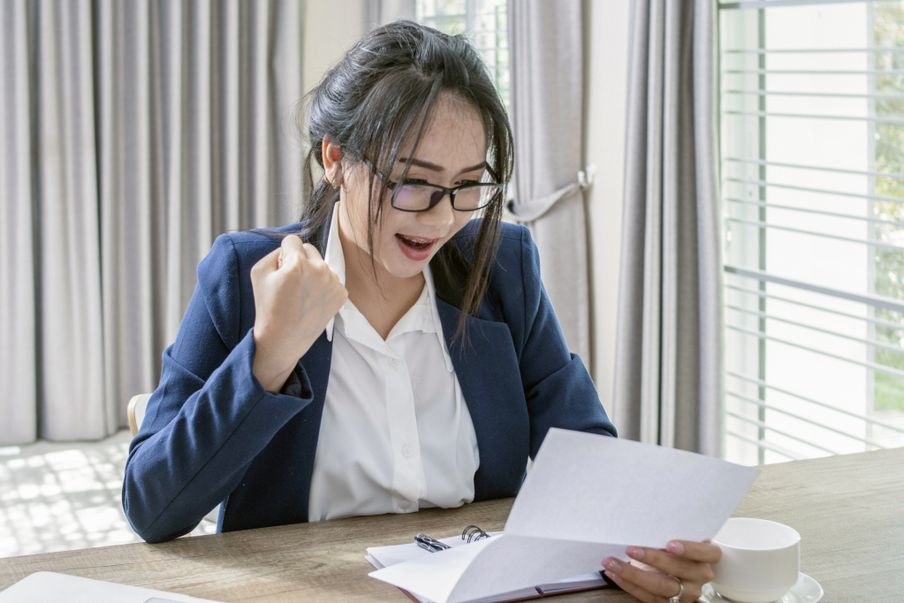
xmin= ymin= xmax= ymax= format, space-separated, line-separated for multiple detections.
xmin=612 ymin=0 xmax=723 ymax=455
xmin=507 ymin=0 xmax=592 ymax=364
xmin=0 ymin=0 xmax=305 ymax=444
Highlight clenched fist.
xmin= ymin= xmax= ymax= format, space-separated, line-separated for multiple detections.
xmin=250 ymin=234 xmax=347 ymax=392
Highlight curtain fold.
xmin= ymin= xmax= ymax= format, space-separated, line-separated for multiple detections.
xmin=1 ymin=0 xmax=40 ymax=443
xmin=0 ymin=0 xmax=304 ymax=444
xmin=507 ymin=0 xmax=591 ymax=364
xmin=612 ymin=0 xmax=723 ymax=455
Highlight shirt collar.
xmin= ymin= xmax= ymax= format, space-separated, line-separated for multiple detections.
xmin=322 ymin=204 xmax=454 ymax=372
xmin=421 ymin=265 xmax=454 ymax=372
xmin=322 ymin=205 xmax=439 ymax=335
xmin=323 ymin=205 xmax=346 ymax=342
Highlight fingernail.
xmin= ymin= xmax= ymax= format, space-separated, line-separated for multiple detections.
xmin=603 ymin=557 xmax=622 ymax=572
xmin=667 ymin=541 xmax=684 ymax=554
xmin=626 ymin=546 xmax=644 ymax=560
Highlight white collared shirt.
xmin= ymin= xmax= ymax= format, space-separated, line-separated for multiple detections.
xmin=306 ymin=206 xmax=480 ymax=522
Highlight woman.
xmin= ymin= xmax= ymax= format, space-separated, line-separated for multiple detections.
xmin=123 ymin=20 xmax=718 ymax=602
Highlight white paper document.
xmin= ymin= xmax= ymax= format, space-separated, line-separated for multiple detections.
xmin=369 ymin=428 xmax=758 ymax=603
xmin=0 ymin=571 xmax=222 ymax=603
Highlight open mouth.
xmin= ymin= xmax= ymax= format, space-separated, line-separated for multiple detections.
xmin=395 ymin=234 xmax=438 ymax=260
xmin=395 ymin=234 xmax=436 ymax=250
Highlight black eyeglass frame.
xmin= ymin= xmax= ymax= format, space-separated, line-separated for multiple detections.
xmin=362 ymin=158 xmax=503 ymax=213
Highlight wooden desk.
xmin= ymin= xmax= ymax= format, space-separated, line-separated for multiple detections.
xmin=0 ymin=448 xmax=901 ymax=602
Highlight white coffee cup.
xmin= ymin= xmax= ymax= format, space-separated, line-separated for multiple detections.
xmin=711 ymin=517 xmax=800 ymax=603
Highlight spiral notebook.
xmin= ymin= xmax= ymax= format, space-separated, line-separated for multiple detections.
xmin=366 ymin=530 xmax=608 ymax=603
xmin=368 ymin=428 xmax=758 ymax=603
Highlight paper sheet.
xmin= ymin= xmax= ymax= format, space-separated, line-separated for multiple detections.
xmin=370 ymin=428 xmax=758 ymax=603
xmin=505 ymin=430 xmax=757 ymax=544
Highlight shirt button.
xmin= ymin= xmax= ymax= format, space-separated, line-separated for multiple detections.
xmin=401 ymin=444 xmax=414 ymax=459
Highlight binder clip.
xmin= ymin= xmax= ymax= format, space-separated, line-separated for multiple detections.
xmin=461 ymin=524 xmax=490 ymax=543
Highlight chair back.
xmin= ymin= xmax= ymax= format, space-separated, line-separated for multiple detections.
xmin=127 ymin=394 xmax=151 ymax=436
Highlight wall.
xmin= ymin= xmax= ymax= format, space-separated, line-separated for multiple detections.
xmin=584 ymin=0 xmax=630 ymax=415
xmin=303 ymin=1 xmax=368 ymax=95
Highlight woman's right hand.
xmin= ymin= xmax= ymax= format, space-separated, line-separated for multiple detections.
xmin=250 ymin=235 xmax=348 ymax=392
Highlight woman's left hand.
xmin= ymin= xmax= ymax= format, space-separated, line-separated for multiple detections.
xmin=602 ymin=540 xmax=720 ymax=602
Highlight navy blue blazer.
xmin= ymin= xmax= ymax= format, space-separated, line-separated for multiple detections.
xmin=122 ymin=219 xmax=616 ymax=543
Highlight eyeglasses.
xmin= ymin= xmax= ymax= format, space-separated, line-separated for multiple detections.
xmin=363 ymin=159 xmax=502 ymax=213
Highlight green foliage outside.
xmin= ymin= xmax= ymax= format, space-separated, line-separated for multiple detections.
xmin=873 ymin=3 xmax=904 ymax=411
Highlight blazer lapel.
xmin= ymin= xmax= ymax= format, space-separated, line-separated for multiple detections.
xmin=435 ymin=298 xmax=530 ymax=500
xmin=291 ymin=332 xmax=332 ymax=522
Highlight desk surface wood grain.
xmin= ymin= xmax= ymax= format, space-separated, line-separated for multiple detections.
xmin=1 ymin=448 xmax=901 ymax=602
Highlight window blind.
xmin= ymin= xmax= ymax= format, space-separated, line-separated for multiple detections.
xmin=718 ymin=0 xmax=904 ymax=464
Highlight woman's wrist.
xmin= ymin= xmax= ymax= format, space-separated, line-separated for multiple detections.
xmin=253 ymin=363 xmax=294 ymax=394
xmin=252 ymin=328 xmax=297 ymax=392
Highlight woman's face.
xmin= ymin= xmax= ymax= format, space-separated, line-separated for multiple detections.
xmin=338 ymin=93 xmax=489 ymax=282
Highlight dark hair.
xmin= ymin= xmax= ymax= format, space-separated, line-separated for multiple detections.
xmin=297 ymin=20 xmax=514 ymax=337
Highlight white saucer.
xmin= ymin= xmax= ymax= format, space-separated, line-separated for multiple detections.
xmin=699 ymin=573 xmax=823 ymax=603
